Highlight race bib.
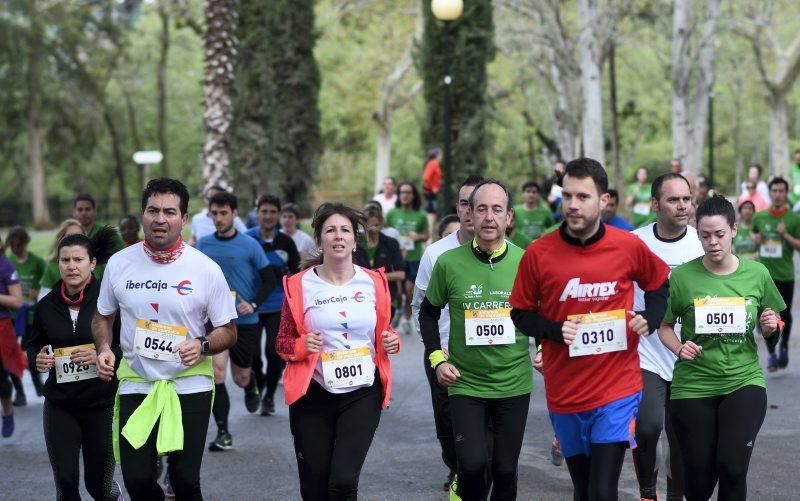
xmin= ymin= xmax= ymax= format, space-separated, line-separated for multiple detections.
xmin=134 ymin=319 xmax=187 ymax=362
xmin=464 ymin=308 xmax=516 ymax=346
xmin=54 ymin=344 xmax=98 ymax=383
xmin=321 ymin=347 xmax=375 ymax=390
xmin=568 ymin=309 xmax=627 ymax=357
xmin=760 ymin=239 xmax=783 ymax=258
xmin=633 ymin=202 xmax=650 ymax=216
xmin=399 ymin=236 xmax=415 ymax=251
xmin=738 ymin=251 xmax=758 ymax=261
xmin=694 ymin=297 xmax=747 ymax=334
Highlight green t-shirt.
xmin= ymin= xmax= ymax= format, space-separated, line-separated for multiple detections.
xmin=425 ymin=242 xmax=533 ymax=399
xmin=791 ymin=163 xmax=800 ymax=198
xmin=513 ymin=204 xmax=554 ymax=245
xmin=732 ymin=223 xmax=758 ymax=261
xmin=386 ymin=208 xmax=428 ymax=262
xmin=751 ymin=209 xmax=800 ymax=281
xmin=626 ymin=182 xmax=652 ymax=227
xmin=86 ymin=223 xmax=125 ymax=281
xmin=507 ymin=232 xmax=530 ymax=250
xmin=664 ymin=257 xmax=785 ymax=399
xmin=8 ymin=252 xmax=46 ymax=299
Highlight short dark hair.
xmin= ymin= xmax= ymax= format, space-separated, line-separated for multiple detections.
xmin=468 ymin=179 xmax=513 ymax=211
xmin=118 ymin=214 xmax=139 ymax=226
xmin=73 ymin=193 xmax=96 ymax=209
xmin=749 ymin=164 xmax=763 ymax=176
xmin=141 ymin=178 xmax=190 ymax=215
xmin=522 ymin=181 xmax=541 ymax=192
xmin=607 ymin=189 xmax=619 ymax=203
xmin=281 ymin=203 xmax=301 ymax=217
xmin=209 ymin=191 xmax=238 ymax=211
xmin=5 ymin=226 xmax=30 ymax=247
xmin=58 ymin=226 xmax=119 ymax=266
xmin=459 ymin=175 xmax=484 ymax=191
xmin=768 ymin=176 xmax=789 ymax=192
xmin=256 ymin=194 xmax=281 ymax=212
xmin=205 ymin=184 xmax=226 ymax=196
xmin=396 ymin=182 xmax=421 ymax=210
xmin=696 ymin=194 xmax=735 ymax=228
xmin=563 ymin=158 xmax=608 ymax=195
xmin=437 ymin=214 xmax=460 ymax=237
xmin=651 ymin=173 xmax=690 ymax=200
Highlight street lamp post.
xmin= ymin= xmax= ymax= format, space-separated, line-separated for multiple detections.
xmin=432 ymin=0 xmax=463 ymax=217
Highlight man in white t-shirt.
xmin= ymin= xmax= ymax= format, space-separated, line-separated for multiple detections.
xmin=411 ymin=175 xmax=482 ymax=491
xmin=93 ymin=178 xmax=237 ymax=500
xmin=373 ymin=176 xmax=398 ymax=217
xmin=280 ymin=203 xmax=316 ymax=259
xmin=189 ymin=185 xmax=247 ymax=246
xmin=631 ymin=173 xmax=703 ymax=501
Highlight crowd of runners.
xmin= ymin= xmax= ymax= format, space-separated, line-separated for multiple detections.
xmin=1 ymin=150 xmax=800 ymax=500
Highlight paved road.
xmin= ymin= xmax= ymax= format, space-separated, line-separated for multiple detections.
xmin=2 ymin=330 xmax=798 ymax=500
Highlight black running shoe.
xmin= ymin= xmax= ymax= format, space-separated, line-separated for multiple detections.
xmin=244 ymin=385 xmax=261 ymax=413
xmin=260 ymin=396 xmax=275 ymax=416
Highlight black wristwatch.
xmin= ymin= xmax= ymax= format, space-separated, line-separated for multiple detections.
xmin=198 ymin=336 xmax=210 ymax=354
xmin=250 ymin=301 xmax=258 ymax=310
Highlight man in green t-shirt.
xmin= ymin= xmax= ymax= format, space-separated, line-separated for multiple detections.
xmin=791 ymin=149 xmax=800 ymax=200
xmin=419 ymin=179 xmax=532 ymax=500
xmin=513 ymin=181 xmax=554 ymax=246
xmin=72 ymin=193 xmax=124 ymax=281
xmin=751 ymin=176 xmax=800 ymax=371
xmin=386 ymin=182 xmax=429 ymax=335
xmin=6 ymin=227 xmax=45 ymax=302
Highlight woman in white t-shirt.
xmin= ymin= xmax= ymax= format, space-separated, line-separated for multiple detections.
xmin=276 ymin=203 xmax=400 ymax=500
xmin=373 ymin=176 xmax=398 ymax=217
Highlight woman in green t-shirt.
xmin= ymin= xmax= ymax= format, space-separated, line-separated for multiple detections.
xmin=733 ymin=200 xmax=758 ymax=260
xmin=626 ymin=167 xmax=652 ymax=227
xmin=658 ymin=195 xmax=784 ymax=501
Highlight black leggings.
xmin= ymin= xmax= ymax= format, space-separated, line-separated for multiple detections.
xmin=0 ymin=358 xmax=11 ymax=400
xmin=449 ymin=392 xmax=530 ymax=501
xmin=633 ymin=369 xmax=684 ymax=500
xmin=670 ymin=385 xmax=767 ymax=501
xmin=566 ymin=443 xmax=628 ymax=501
xmin=119 ymin=391 xmax=212 ymax=501
xmin=43 ymin=400 xmax=120 ymax=501
xmin=254 ymin=312 xmax=284 ymax=399
xmin=289 ymin=378 xmax=382 ymax=501
xmin=769 ymin=280 xmax=793 ymax=352
xmin=422 ymin=350 xmax=457 ymax=473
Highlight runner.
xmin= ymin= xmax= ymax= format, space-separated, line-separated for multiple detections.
xmin=513 ymin=181 xmax=554 ymax=246
xmin=412 ymin=175 xmax=482 ymax=492
xmin=72 ymin=194 xmax=124 ymax=278
xmin=733 ymin=201 xmax=758 ymax=260
xmin=602 ymin=189 xmax=634 ymax=231
xmin=198 ymin=191 xmax=275 ymax=449
xmin=419 ymin=179 xmax=532 ymax=500
xmin=25 ymin=228 xmax=122 ymax=500
xmin=626 ymin=167 xmax=652 ymax=228
xmin=751 ymin=176 xmax=800 ymax=371
xmin=119 ymin=215 xmax=142 ymax=247
xmin=510 ymin=158 xmax=670 ymax=501
xmin=386 ymin=182 xmax=429 ymax=335
xmin=373 ymin=176 xmax=398 ymax=217
xmin=93 ymin=178 xmax=237 ymax=499
xmin=631 ymin=172 xmax=703 ymax=501
xmin=437 ymin=215 xmax=460 ymax=241
xmin=739 ymin=164 xmax=770 ymax=203
xmin=0 ymin=234 xmax=23 ymax=438
xmin=275 ymin=203 xmax=400 ymax=500
xmin=245 ymin=195 xmax=301 ymax=416
xmin=423 ymin=148 xmax=442 ymax=232
xmin=658 ymin=195 xmax=784 ymax=501
xmin=280 ymin=203 xmax=316 ymax=260
xmin=38 ymin=219 xmax=86 ymax=301
xmin=188 ymin=185 xmax=247 ymax=246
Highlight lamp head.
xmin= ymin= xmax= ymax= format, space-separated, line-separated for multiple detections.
xmin=432 ymin=0 xmax=463 ymax=21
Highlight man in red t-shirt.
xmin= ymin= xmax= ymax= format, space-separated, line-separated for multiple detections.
xmin=423 ymin=147 xmax=442 ymax=233
xmin=510 ymin=158 xmax=670 ymax=500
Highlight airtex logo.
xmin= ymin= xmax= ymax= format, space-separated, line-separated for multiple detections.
xmin=559 ymin=278 xmax=617 ymax=302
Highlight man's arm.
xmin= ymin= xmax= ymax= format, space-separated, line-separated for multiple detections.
xmin=0 ymin=283 xmax=22 ymax=310
xmin=510 ymin=308 xmax=563 ymax=346
xmin=249 ymin=266 xmax=277 ymax=308
xmin=206 ymin=321 xmax=237 ymax=354
xmin=418 ymin=297 xmax=444 ymax=355
xmin=637 ymin=279 xmax=670 ymax=333
xmin=92 ymin=310 xmax=117 ymax=380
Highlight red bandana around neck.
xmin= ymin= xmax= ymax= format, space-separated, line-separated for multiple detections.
xmin=143 ymin=236 xmax=185 ymax=264
xmin=769 ymin=206 xmax=789 ymax=218
xmin=60 ymin=280 xmax=88 ymax=307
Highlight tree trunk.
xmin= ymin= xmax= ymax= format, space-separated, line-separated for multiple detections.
xmin=671 ymin=0 xmax=690 ymax=167
xmin=157 ymin=1 xmax=170 ymax=177
xmin=576 ymin=0 xmax=604 ymax=164
xmin=26 ymin=12 xmax=52 ymax=230
xmin=373 ymin=110 xmax=392 ymax=194
xmin=201 ymin=0 xmax=237 ymax=192
xmin=769 ymin=91 xmax=790 ymax=176
xmin=103 ymin=108 xmax=129 ymax=214
xmin=121 ymin=84 xmax=145 ymax=189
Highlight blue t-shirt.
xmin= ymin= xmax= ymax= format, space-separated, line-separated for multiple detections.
xmin=0 ymin=258 xmax=19 ymax=320
xmin=198 ymin=232 xmax=269 ymax=325
xmin=604 ymin=214 xmax=634 ymax=231
xmin=245 ymin=227 xmax=299 ymax=313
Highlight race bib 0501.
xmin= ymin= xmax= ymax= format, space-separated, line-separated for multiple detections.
xmin=694 ymin=297 xmax=747 ymax=334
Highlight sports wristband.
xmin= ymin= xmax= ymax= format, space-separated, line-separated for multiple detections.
xmin=674 ymin=344 xmax=684 ymax=357
xmin=429 ymin=349 xmax=447 ymax=370
xmin=536 ymin=344 xmax=542 ymax=353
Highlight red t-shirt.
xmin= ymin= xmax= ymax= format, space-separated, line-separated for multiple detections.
xmin=509 ymin=224 xmax=670 ymax=413
xmin=423 ymin=159 xmax=442 ymax=194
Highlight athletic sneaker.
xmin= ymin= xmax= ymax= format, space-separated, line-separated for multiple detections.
xmin=260 ymin=396 xmax=275 ymax=416
xmin=244 ymin=385 xmax=261 ymax=413
xmin=767 ymin=353 xmax=778 ymax=372
xmin=550 ymin=438 xmax=564 ymax=466
xmin=443 ymin=469 xmax=456 ymax=492
xmin=114 ymin=480 xmax=124 ymax=501
xmin=12 ymin=393 xmax=26 ymax=407
xmin=778 ymin=346 xmax=789 ymax=369
xmin=1 ymin=413 xmax=13 ymax=438
xmin=160 ymin=473 xmax=175 ymax=499
xmin=448 ymin=474 xmax=461 ymax=501
xmin=208 ymin=431 xmax=233 ymax=451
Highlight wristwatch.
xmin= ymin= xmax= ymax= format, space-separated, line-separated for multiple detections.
xmin=250 ymin=301 xmax=258 ymax=310
xmin=198 ymin=336 xmax=210 ymax=354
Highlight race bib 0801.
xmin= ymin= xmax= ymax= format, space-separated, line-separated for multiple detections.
xmin=321 ymin=347 xmax=375 ymax=390
xmin=568 ymin=309 xmax=627 ymax=357
xmin=134 ymin=319 xmax=187 ymax=362
xmin=54 ymin=343 xmax=98 ymax=383
xmin=694 ymin=297 xmax=747 ymax=334
xmin=464 ymin=308 xmax=516 ymax=346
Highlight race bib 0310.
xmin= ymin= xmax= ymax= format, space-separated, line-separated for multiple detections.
xmin=568 ymin=309 xmax=627 ymax=357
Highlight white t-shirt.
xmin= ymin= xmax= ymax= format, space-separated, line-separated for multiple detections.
xmin=412 ymin=230 xmax=463 ymax=349
xmin=302 ymin=266 xmax=378 ymax=394
xmin=283 ymin=229 xmax=316 ymax=258
xmin=632 ymin=223 xmax=704 ymax=381
xmin=373 ymin=194 xmax=397 ymax=217
xmin=97 ymin=243 xmax=238 ymax=394
xmin=190 ymin=209 xmax=248 ymax=242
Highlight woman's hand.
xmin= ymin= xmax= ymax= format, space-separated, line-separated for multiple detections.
xmin=306 ymin=330 xmax=323 ymax=353
xmin=70 ymin=347 xmax=98 ymax=366
xmin=759 ymin=308 xmax=780 ymax=335
xmin=381 ymin=330 xmax=400 ymax=354
xmin=677 ymin=341 xmax=702 ymax=361
xmin=36 ymin=346 xmax=55 ymax=373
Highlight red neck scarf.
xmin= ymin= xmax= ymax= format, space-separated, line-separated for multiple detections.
xmin=60 ymin=280 xmax=88 ymax=307
xmin=769 ymin=206 xmax=789 ymax=218
xmin=143 ymin=236 xmax=185 ymax=264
